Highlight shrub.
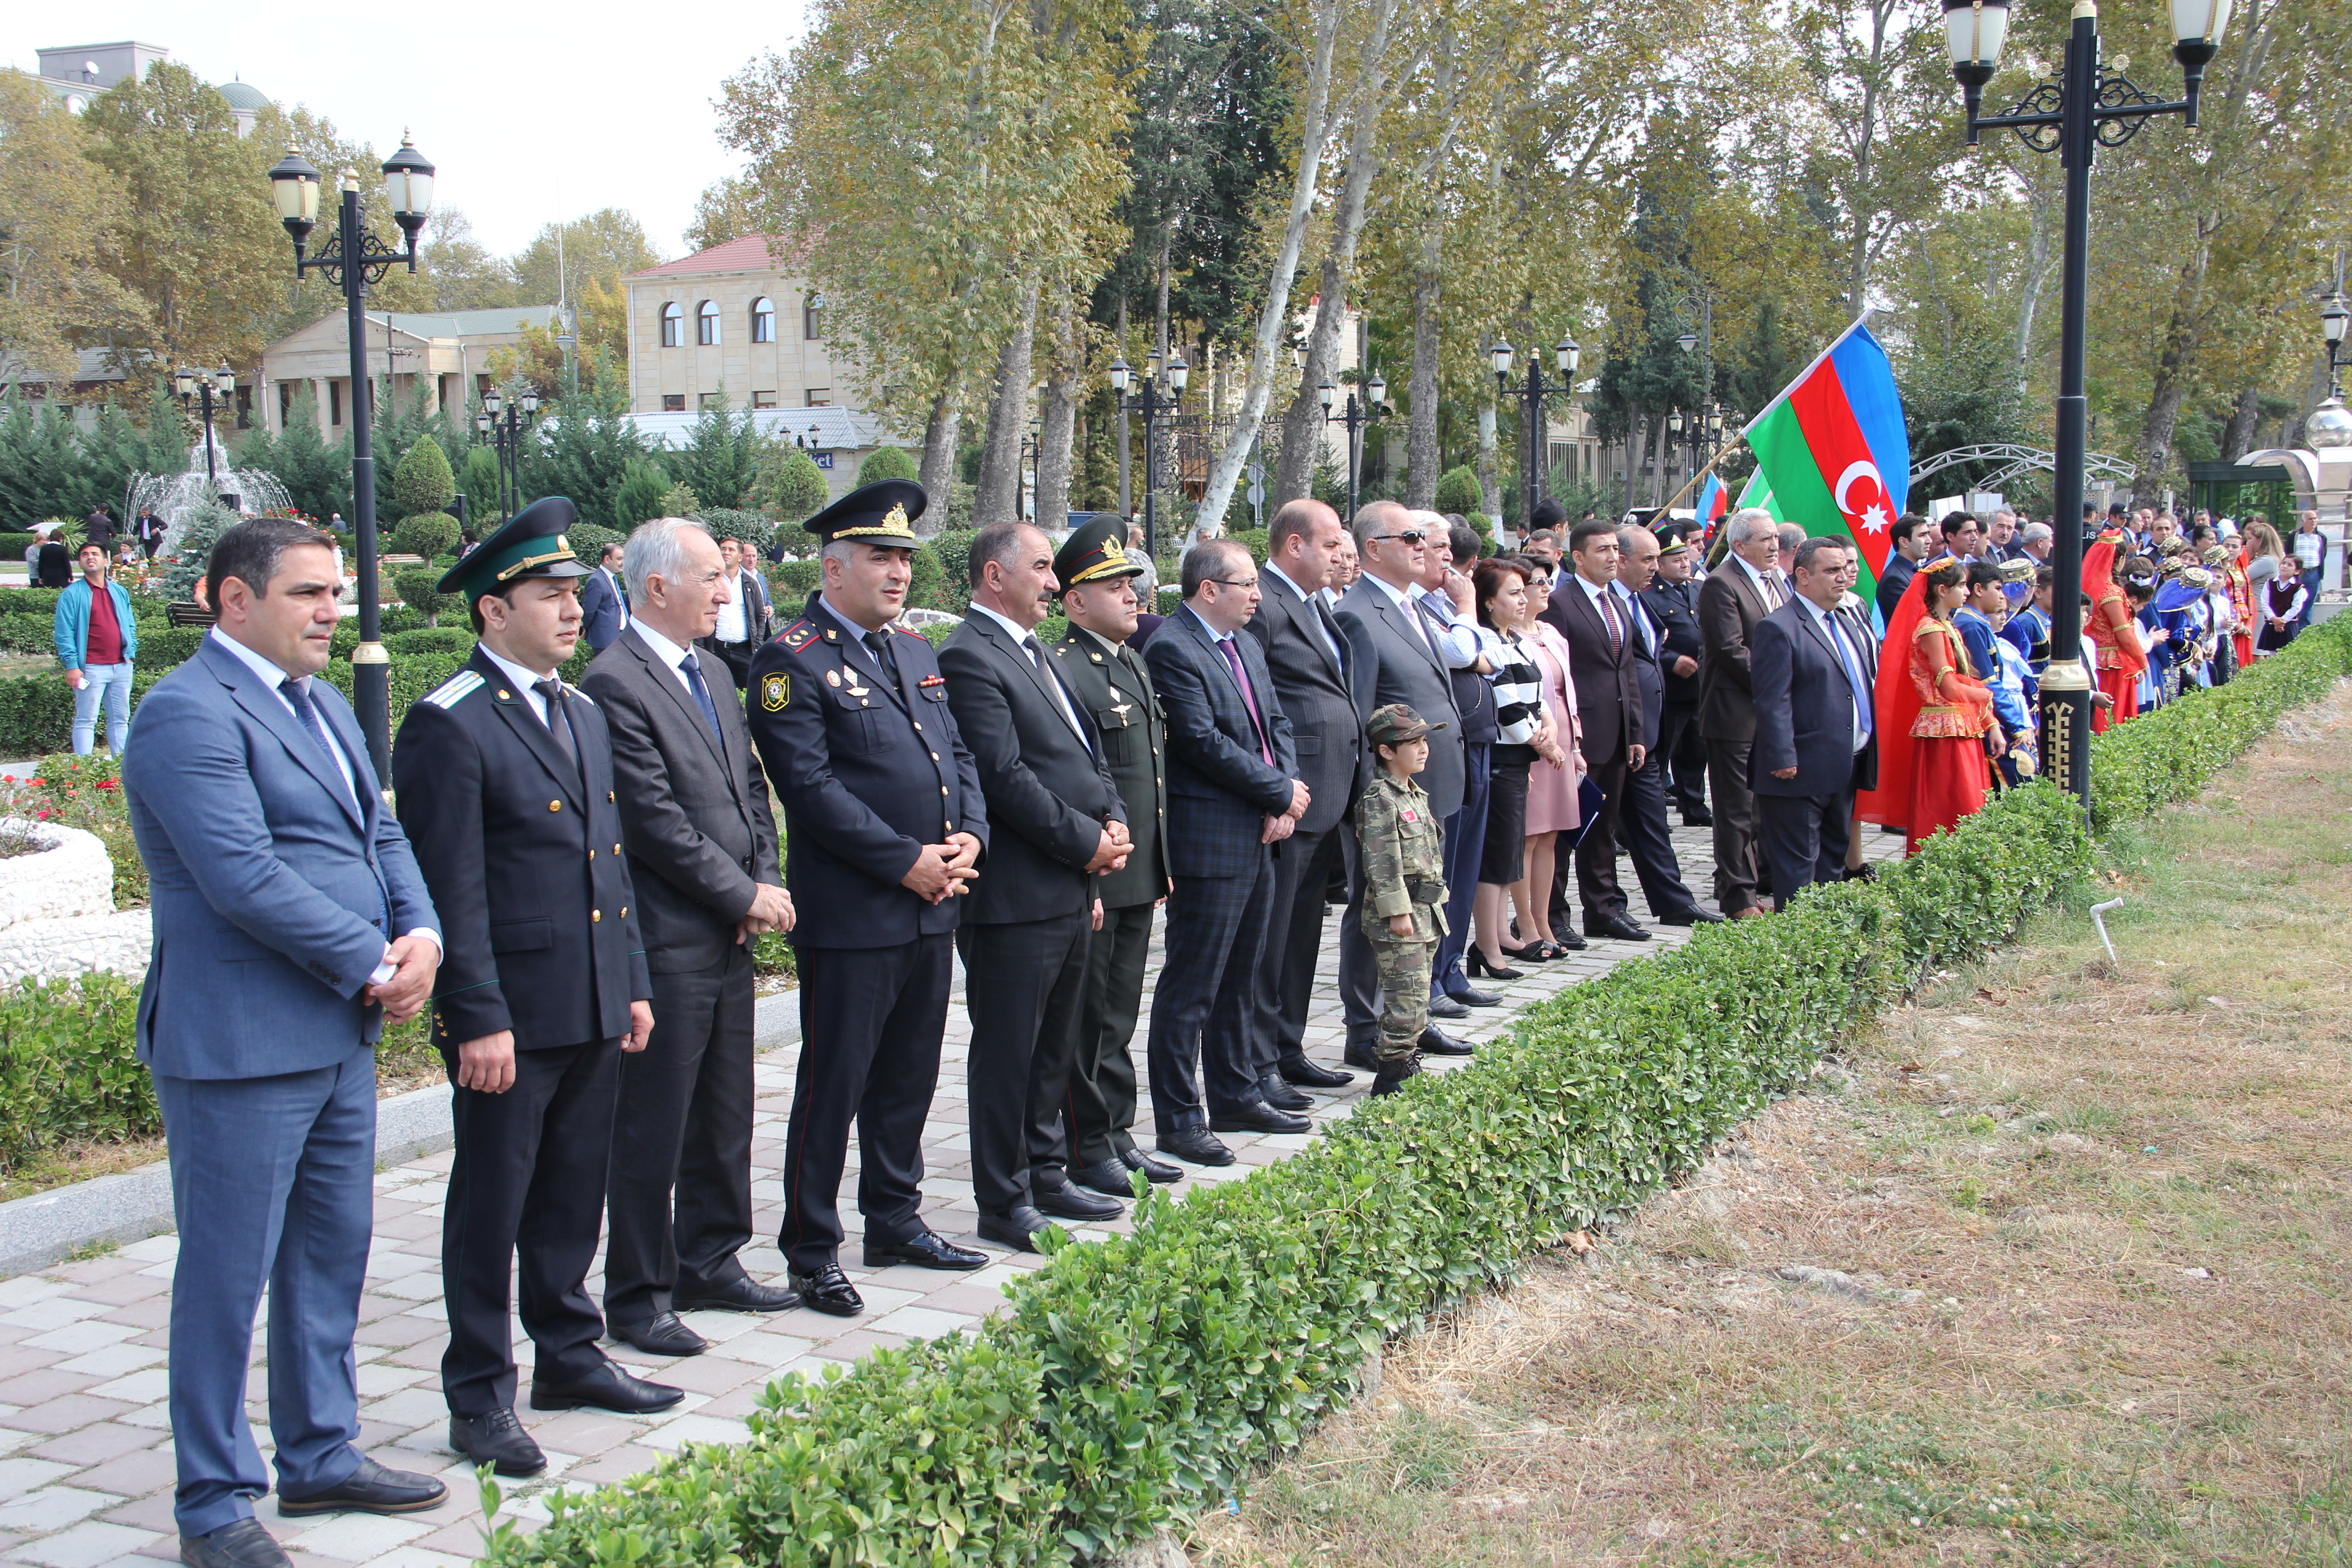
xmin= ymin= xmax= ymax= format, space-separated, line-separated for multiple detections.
xmin=160 ymin=502 xmax=239 ymax=602
xmin=390 ymin=438 xmax=457 ymax=519
xmin=0 ymin=612 xmax=53 ymax=655
xmin=766 ymin=450 xmax=831 ymax=520
xmin=565 ymin=522 xmax=624 ymax=563
xmin=1229 ymin=527 xmax=1270 ymax=566
xmin=660 ymin=481 xmax=703 ymax=519
xmin=856 ymin=444 xmax=919 ymax=485
xmin=383 ymin=627 xmax=477 ymax=658
xmin=930 ymin=528 xmax=979 ymax=609
xmin=394 ymin=567 xmax=456 ymax=628
xmin=700 ymin=508 xmax=775 ymax=554
xmin=1433 ymin=464 xmax=1482 ymax=517
xmin=909 ymin=543 xmax=946 ymax=612
xmin=613 ymin=459 xmax=671 ymax=528
xmin=391 ymin=512 xmax=461 ymax=561
xmin=0 ymin=974 xmax=156 ymax=1173
xmin=135 ymin=625 xmax=207 ymax=671
xmin=771 ymin=559 xmax=821 ymax=603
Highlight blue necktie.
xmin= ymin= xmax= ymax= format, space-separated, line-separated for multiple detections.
xmin=680 ymin=653 xmax=725 ymax=747
xmin=1823 ymin=613 xmax=1873 ymax=738
xmin=281 ymin=677 xmax=385 ymax=931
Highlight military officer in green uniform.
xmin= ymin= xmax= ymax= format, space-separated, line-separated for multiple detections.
xmin=1355 ymin=703 xmax=1450 ymax=1095
xmin=1046 ymin=516 xmax=1181 ymax=1198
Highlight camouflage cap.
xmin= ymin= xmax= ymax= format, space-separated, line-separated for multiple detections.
xmin=1367 ymin=702 xmax=1446 ymax=747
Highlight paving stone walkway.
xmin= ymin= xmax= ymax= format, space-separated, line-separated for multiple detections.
xmin=0 ymin=820 xmax=1903 ymax=1567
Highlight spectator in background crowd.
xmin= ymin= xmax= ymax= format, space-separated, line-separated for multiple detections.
xmin=2259 ymin=556 xmax=2306 ymax=655
xmin=699 ymin=537 xmax=772 ymax=692
xmin=85 ymin=505 xmax=117 ymax=554
xmin=34 ymin=524 xmax=72 ymax=588
xmin=2018 ymin=521 xmax=2054 ymax=564
xmin=1124 ymin=523 xmax=1159 ymax=604
xmin=1985 ymin=510 xmax=2019 ymax=561
xmin=1877 ymin=514 xmax=1928 ymax=624
xmin=1940 ymin=510 xmax=1984 ymax=563
xmin=2292 ymin=509 xmax=2328 ymax=630
xmin=56 ymin=542 xmax=138 ymax=756
xmin=136 ymin=506 xmax=168 ymax=560
xmin=1466 ymin=557 xmax=1565 ymax=981
xmin=1515 ymin=554 xmax=1584 ymax=957
xmin=1324 ymin=530 xmax=1360 ymax=606
xmin=581 ymin=541 xmax=630 ymax=653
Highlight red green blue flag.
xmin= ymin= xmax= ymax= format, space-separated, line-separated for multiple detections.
xmin=1737 ymin=314 xmax=1911 ymax=599
xmin=1695 ymin=470 xmax=1728 ymax=531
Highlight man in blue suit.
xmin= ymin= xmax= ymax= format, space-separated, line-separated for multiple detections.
xmin=1751 ymin=536 xmax=1879 ymax=905
xmin=580 ymin=540 xmax=629 ymax=653
xmin=1142 ymin=538 xmax=1310 ymax=1166
xmin=124 ymin=518 xmax=449 ymax=1568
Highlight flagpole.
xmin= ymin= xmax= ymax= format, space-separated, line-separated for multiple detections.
xmin=1735 ymin=307 xmax=1876 ymax=444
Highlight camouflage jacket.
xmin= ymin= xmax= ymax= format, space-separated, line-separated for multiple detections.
xmin=1356 ymin=770 xmax=1448 ymax=928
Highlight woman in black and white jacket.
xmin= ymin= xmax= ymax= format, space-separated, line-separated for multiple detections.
xmin=1468 ymin=555 xmax=1566 ymax=981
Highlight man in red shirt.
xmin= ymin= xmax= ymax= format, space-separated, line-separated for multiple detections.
xmin=56 ymin=542 xmax=138 ymax=755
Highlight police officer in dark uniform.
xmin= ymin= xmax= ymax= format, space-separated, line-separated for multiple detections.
xmin=392 ymin=498 xmax=678 ymax=1480
xmin=744 ymin=481 xmax=990 ymax=1316
xmin=1640 ymin=529 xmax=1710 ymax=825
xmin=1046 ymin=517 xmax=1181 ymax=1200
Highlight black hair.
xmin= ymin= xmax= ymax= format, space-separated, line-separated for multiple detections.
xmin=1568 ymin=519 xmax=1616 ymax=558
xmin=207 ymin=518 xmax=336 ymax=606
xmin=1965 ymin=560 xmax=2005 ymax=591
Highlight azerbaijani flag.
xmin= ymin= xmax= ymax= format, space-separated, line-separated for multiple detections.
xmin=1739 ymin=314 xmax=1911 ymax=599
xmin=1694 ymin=470 xmax=1729 ymax=532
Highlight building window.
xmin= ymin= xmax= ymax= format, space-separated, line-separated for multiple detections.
xmin=660 ymin=301 xmax=683 ymax=348
xmin=1549 ymin=441 xmax=1572 ymax=480
xmin=699 ymin=391 xmax=725 ymax=411
xmin=804 ymin=293 xmax=824 ymax=341
xmin=698 ymin=299 xmax=720 ymax=346
xmin=662 ymin=393 xmax=686 ymax=412
xmin=752 ymin=390 xmax=777 ymax=409
xmin=329 ymin=381 xmax=342 ymax=426
xmin=806 ymin=388 xmax=832 ymax=407
xmin=278 ymin=383 xmax=293 ymax=427
xmin=751 ymin=297 xmax=775 ymax=343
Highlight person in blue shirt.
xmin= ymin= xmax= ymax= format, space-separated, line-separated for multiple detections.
xmin=1958 ymin=562 xmax=2031 ymax=787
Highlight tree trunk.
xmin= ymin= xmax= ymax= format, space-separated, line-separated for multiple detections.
xmin=1275 ymin=253 xmax=1349 ymax=507
xmin=974 ymin=280 xmax=1041 ymax=531
xmin=919 ymin=391 xmax=961 ymax=534
xmin=1035 ymin=294 xmax=1078 ymax=536
xmin=2220 ymin=383 xmax=2261 ymax=461
xmin=1405 ymin=236 xmax=1441 ymax=510
xmin=1477 ymin=402 xmax=1499 ymax=524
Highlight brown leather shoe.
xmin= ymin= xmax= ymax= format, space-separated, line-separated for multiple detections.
xmin=1730 ymin=905 xmax=1769 ymax=920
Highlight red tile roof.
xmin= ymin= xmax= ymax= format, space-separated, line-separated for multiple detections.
xmin=626 ymin=236 xmax=791 ymax=279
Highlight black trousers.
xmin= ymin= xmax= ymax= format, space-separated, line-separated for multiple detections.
xmin=1431 ymin=743 xmax=1491 ymax=996
xmin=604 ymin=944 xmax=756 ymax=1327
xmin=779 ymin=936 xmax=951 ymax=1273
xmin=1706 ymin=737 xmax=1767 ymax=913
xmin=1250 ymin=819 xmax=1347 ymax=1078
xmin=1338 ymin=832 xmax=1385 ymax=1055
xmin=1659 ymin=700 xmax=1707 ymax=815
xmin=1068 ymin=899 xmax=1155 ymax=1166
xmin=696 ymin=637 xmax=754 ymax=695
xmin=1619 ymin=747 xmax=1700 ymax=919
xmin=1573 ymin=755 xmax=1632 ymax=925
xmin=1758 ymin=787 xmax=1854 ymax=907
xmin=440 ymin=1036 xmax=619 ymax=1418
xmin=1148 ymin=853 xmax=1274 ymax=1132
xmin=959 ymin=911 xmax=1091 ymax=1216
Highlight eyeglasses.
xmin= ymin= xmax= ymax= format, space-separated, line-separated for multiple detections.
xmin=1368 ymin=530 xmax=1427 ymax=544
xmin=1204 ymin=577 xmax=1259 ymax=590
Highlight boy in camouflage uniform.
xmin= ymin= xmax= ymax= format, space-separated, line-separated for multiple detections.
xmin=1356 ymin=704 xmax=1450 ymax=1096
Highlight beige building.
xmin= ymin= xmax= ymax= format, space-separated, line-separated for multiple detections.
xmin=256 ymin=307 xmax=562 ymax=436
xmin=622 ymin=237 xmax=853 ymax=415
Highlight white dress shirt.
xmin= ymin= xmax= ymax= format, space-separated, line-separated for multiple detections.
xmin=1797 ymin=595 xmax=1871 ymax=754
xmin=1610 ymin=582 xmax=1656 ymax=657
xmin=599 ymin=566 xmax=630 ymax=632
xmin=477 ymin=643 xmax=565 ymax=727
xmin=628 ymin=621 xmax=709 ymax=704
xmin=713 ymin=570 xmax=749 ymax=643
xmin=1266 ymin=561 xmax=1342 ymax=666
xmin=969 ymin=600 xmax=1088 ymax=745
xmin=1574 ymin=573 xmax=1627 ymax=643
xmin=1731 ymin=552 xmax=1785 ymax=609
xmin=1362 ymin=571 xmax=1435 ymax=655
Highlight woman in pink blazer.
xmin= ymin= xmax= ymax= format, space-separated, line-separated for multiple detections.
xmin=1516 ymin=561 xmax=1585 ymax=959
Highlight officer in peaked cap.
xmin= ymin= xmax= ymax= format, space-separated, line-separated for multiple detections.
xmin=743 ymin=480 xmax=991 ymax=1315
xmin=392 ymin=496 xmax=679 ymax=1478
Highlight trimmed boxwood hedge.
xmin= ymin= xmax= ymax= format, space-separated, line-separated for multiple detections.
xmin=490 ymin=615 xmax=2352 ymax=1568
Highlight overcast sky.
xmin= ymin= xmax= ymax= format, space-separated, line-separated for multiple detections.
xmin=11 ymin=2 xmax=813 ymax=259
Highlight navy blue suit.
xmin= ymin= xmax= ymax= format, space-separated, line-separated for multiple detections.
xmin=124 ymin=633 xmax=440 ymax=1535
xmin=1143 ymin=604 xmax=1299 ymax=1130
xmin=580 ymin=564 xmax=628 ymax=652
xmin=1750 ymin=599 xmax=1879 ymax=903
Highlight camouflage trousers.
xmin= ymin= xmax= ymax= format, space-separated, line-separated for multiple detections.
xmin=1367 ymin=918 xmax=1441 ymax=1065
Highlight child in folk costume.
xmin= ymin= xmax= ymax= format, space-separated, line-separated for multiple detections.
xmin=2258 ymin=557 xmax=2307 ymax=655
xmin=2086 ymin=528 xmax=2149 ymax=731
xmin=1857 ymin=557 xmax=2000 ymax=855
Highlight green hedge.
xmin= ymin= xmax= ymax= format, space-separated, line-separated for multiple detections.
xmin=493 ymin=617 xmax=2352 ymax=1568
xmin=0 ymin=974 xmax=156 ymax=1173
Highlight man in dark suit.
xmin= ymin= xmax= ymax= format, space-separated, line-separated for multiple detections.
xmin=1421 ymin=518 xmax=1500 ymax=1014
xmin=1144 ymin=538 xmax=1310 ymax=1166
xmin=1641 ymin=532 xmax=1709 ymax=825
xmin=392 ymin=500 xmax=678 ymax=1481
xmin=1877 ymin=514 xmax=1927 ymax=625
xmin=1753 ymin=535 xmax=1879 ymax=903
xmin=1540 ymin=519 xmax=1651 ymax=941
xmin=1612 ymin=525 xmax=1717 ymax=928
xmin=1334 ymin=502 xmax=1471 ymax=1064
xmin=697 ymin=537 xmax=773 ymax=691
xmin=580 ymin=541 xmax=629 ymax=653
xmin=125 ymin=519 xmax=448 ymax=1568
xmin=940 ymin=522 xmax=1131 ymax=1250
xmin=581 ymin=518 xmax=799 ymax=1362
xmin=1698 ymin=508 xmax=1784 ymax=921
xmin=1242 ymin=498 xmax=1368 ymax=1098
xmin=744 ymin=482 xmax=990 ymax=1317
xmin=1048 ymin=519 xmax=1180 ymax=1200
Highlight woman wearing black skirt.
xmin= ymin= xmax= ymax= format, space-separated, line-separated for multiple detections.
xmin=1469 ymin=556 xmax=1566 ymax=980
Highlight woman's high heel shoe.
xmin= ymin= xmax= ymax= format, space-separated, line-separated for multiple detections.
xmin=1466 ymin=950 xmax=1524 ymax=982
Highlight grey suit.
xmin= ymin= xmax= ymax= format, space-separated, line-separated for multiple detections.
xmin=123 ymin=634 xmax=440 ymax=1535
xmin=581 ymin=628 xmax=783 ymax=1325
xmin=1751 ymin=599 xmax=1880 ymax=903
xmin=1698 ymin=559 xmax=1778 ymax=913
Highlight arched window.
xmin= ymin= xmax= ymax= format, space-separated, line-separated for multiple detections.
xmin=750 ymin=296 xmax=776 ymax=343
xmin=659 ymin=302 xmax=682 ymax=348
xmin=698 ymin=299 xmax=721 ymax=346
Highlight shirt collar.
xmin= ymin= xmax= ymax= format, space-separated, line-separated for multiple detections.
xmin=813 ymin=593 xmax=886 ymax=645
xmin=1267 ymin=561 xmax=1320 ymax=603
xmin=478 ymin=642 xmax=558 ymax=693
xmin=967 ymin=600 xmax=1038 ymax=645
xmin=1363 ymin=572 xmax=1417 ymax=613
xmin=1183 ymin=603 xmax=1232 ymax=642
xmin=630 ymin=620 xmax=695 ymax=671
xmin=1072 ymin=622 xmax=1124 ymax=657
xmin=207 ymin=626 xmax=308 ymax=691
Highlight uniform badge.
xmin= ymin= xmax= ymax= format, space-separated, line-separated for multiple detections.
xmin=919 ymin=674 xmax=946 ymax=689
xmin=1111 ymin=700 xmax=1133 ymax=723
xmin=761 ymin=673 xmax=790 ymax=711
xmin=1401 ymin=808 xmax=1418 ymax=823
xmin=825 ymin=669 xmax=842 ymax=687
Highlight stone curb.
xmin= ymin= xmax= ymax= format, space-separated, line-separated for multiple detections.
xmin=0 ymin=990 xmax=805 ymax=1279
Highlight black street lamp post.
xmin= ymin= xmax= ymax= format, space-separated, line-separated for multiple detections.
xmin=474 ymin=388 xmax=539 ymax=523
xmin=266 ymin=136 xmax=435 ymax=782
xmin=1109 ymin=352 xmax=1187 ymax=558
xmin=1491 ymin=336 xmax=1579 ymax=529
xmin=1318 ymin=372 xmax=1389 ymax=524
xmin=1943 ymin=0 xmax=2229 ymax=808
xmin=174 ymin=365 xmax=236 ymax=497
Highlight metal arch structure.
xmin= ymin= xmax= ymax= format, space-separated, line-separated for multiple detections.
xmin=1910 ymin=443 xmax=2136 ymax=493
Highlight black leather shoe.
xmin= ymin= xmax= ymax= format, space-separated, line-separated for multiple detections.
xmin=1279 ymin=1055 xmax=1354 ymax=1088
xmin=862 ymin=1229 xmax=986 ymax=1271
xmin=1208 ymin=1101 xmax=1311 ymax=1135
xmin=1120 ymin=1146 xmax=1184 ymax=1183
xmin=1427 ymin=993 xmax=1471 ymax=1019
xmin=1587 ymin=913 xmax=1652 ymax=941
xmin=529 ymin=1359 xmax=685 ymax=1416
xmin=1551 ymin=930 xmax=1588 ymax=951
xmin=1032 ymin=1177 xmax=1123 ymax=1222
xmin=1656 ymin=906 xmax=1726 ymax=926
xmin=610 ymin=1311 xmax=709 ymax=1357
xmin=1073 ymin=1157 xmax=1145 ymax=1199
xmin=181 ymin=1518 xmax=292 ymax=1568
xmin=977 ymin=1205 xmax=1060 ymax=1253
xmin=673 ymin=1275 xmax=800 ymax=1313
xmin=447 ymin=1408 xmax=546 ymax=1477
xmin=1156 ymin=1127 xmax=1235 ymax=1166
xmin=1844 ymin=862 xmax=1877 ymax=882
xmin=1343 ymin=1041 xmax=1383 ymax=1071
xmin=1449 ymin=985 xmax=1501 ymax=1007
xmin=1257 ymin=1074 xmax=1313 ymax=1111
xmin=789 ymin=1264 xmax=865 ymax=1317
xmin=277 ymin=1455 xmax=448 ymax=1518
xmin=1681 ymin=807 xmax=1714 ymax=827
xmin=1418 ymin=1026 xmax=1474 ymax=1056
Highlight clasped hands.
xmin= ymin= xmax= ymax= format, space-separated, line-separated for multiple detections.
xmin=1263 ymin=778 xmax=1311 ymax=844
xmin=735 ymin=882 xmax=796 ymax=946
xmin=901 ymin=831 xmax=984 ymax=905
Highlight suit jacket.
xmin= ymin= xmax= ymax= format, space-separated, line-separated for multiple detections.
xmin=1051 ymin=625 xmax=1169 ymax=908
xmin=1875 ymin=553 xmax=1918 ymax=626
xmin=392 ymin=647 xmax=651 ymax=1052
xmin=1698 ymin=559 xmax=1777 ymax=744
xmin=939 ymin=611 xmax=1124 ymax=925
xmin=1144 ymin=605 xmax=1299 ymax=879
xmin=1245 ymin=564 xmax=1372 ymax=834
xmin=732 ymin=566 xmax=774 ymax=645
xmin=743 ymin=594 xmax=990 ymax=947
xmin=579 ymin=628 xmax=781 ymax=973
xmin=1541 ymin=576 xmax=1643 ymax=763
xmin=1334 ymin=578 xmax=1466 ymax=818
xmin=1615 ymin=583 xmax=1666 ymax=745
xmin=1750 ymin=599 xmax=1880 ymax=797
xmin=1641 ymin=576 xmax=1705 ymax=706
xmin=123 ymin=635 xmax=439 ymax=1080
xmin=581 ymin=567 xmax=628 ymax=652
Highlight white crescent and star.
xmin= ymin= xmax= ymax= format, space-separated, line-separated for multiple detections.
xmin=1832 ymin=460 xmax=1884 ymax=514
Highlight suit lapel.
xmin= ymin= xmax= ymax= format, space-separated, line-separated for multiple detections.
xmin=477 ymin=651 xmax=585 ymax=808
xmin=204 ymin=641 xmax=364 ymax=831
xmin=629 ymin=631 xmax=729 ymax=771
xmin=982 ymin=613 xmax=1080 ymax=732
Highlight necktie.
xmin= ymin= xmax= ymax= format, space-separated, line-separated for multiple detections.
xmin=1026 ymin=635 xmax=1090 ymax=751
xmin=864 ymin=629 xmax=902 ymax=695
xmin=1597 ymin=588 xmax=1623 ymax=651
xmin=1314 ymin=597 xmax=1348 ymax=680
xmin=279 ymin=676 xmax=356 ymax=811
xmin=680 ymin=652 xmax=725 ymax=747
xmin=1218 ymin=637 xmax=1276 ymax=766
xmin=1824 ymin=612 xmax=1873 ymax=739
xmin=534 ymin=677 xmax=583 ymax=784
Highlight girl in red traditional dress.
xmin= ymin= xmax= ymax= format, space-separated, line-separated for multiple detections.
xmin=2084 ymin=528 xmax=2146 ymax=732
xmin=1857 ymin=557 xmax=2000 ymax=854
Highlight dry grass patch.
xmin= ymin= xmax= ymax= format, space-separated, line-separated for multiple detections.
xmin=1193 ymin=686 xmax=2352 ymax=1568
